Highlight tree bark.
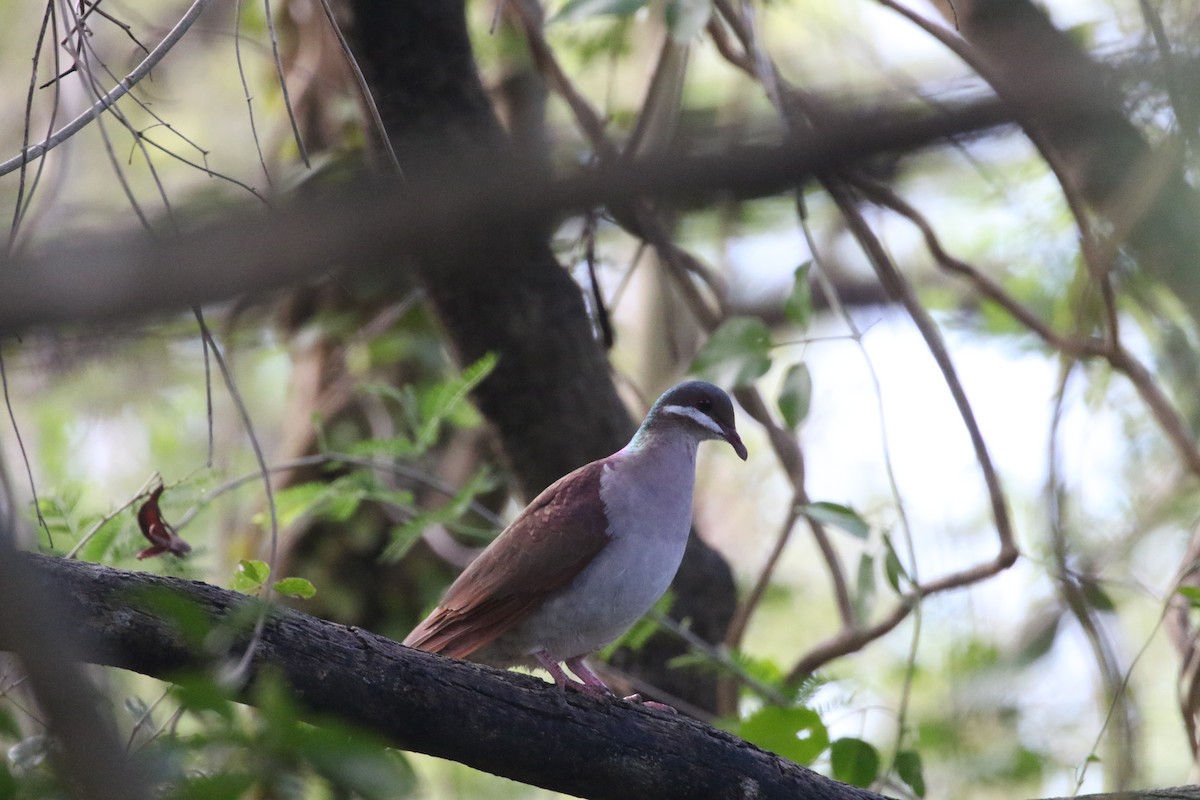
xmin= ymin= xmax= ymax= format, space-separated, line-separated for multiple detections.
xmin=9 ymin=553 xmax=884 ymax=800
xmin=4 ymin=553 xmax=1199 ymax=800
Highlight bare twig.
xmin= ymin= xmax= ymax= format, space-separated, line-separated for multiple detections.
xmin=78 ymin=0 xmax=151 ymax=55
xmin=65 ymin=473 xmax=161 ymax=559
xmin=788 ymin=601 xmax=914 ymax=680
xmin=261 ymin=0 xmax=310 ymax=167
xmin=728 ymin=387 xmax=855 ymax=639
xmin=1137 ymin=0 xmax=1198 ymax=155
xmin=850 ymin=177 xmax=1108 ymax=359
xmin=234 ymin=0 xmax=272 ymax=186
xmin=0 ymin=0 xmax=216 ymax=178
xmin=834 ymin=178 xmax=1016 ymax=559
xmin=317 ymin=0 xmax=402 ymax=176
xmin=724 ymin=496 xmax=804 ymax=648
xmin=0 ymin=352 xmax=51 ymax=545
xmin=1047 ymin=363 xmax=1136 ymax=789
xmin=191 ymin=307 xmax=278 ymax=684
xmin=172 ymin=452 xmax=504 ymax=531
xmin=8 ymin=2 xmax=58 ymax=250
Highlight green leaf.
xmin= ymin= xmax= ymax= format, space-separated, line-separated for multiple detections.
xmin=79 ymin=516 xmax=123 ymax=562
xmin=895 ymin=749 xmax=926 ymax=797
xmin=1014 ymin=607 xmax=1062 ymax=665
xmin=0 ymin=706 xmax=20 ymax=739
xmin=133 ymin=586 xmax=213 ymax=648
xmin=174 ymin=773 xmax=256 ymax=800
xmin=737 ymin=706 xmax=829 ymax=766
xmin=802 ymin=501 xmax=869 ymax=540
xmin=554 ymin=0 xmax=648 ymax=22
xmin=664 ymin=0 xmax=710 ymax=42
xmin=382 ymin=468 xmax=495 ymax=561
xmin=1079 ymin=577 xmax=1115 ymax=612
xmin=346 ymin=435 xmax=420 ymax=458
xmin=232 ymin=559 xmax=271 ymax=592
xmin=1177 ymin=586 xmax=1200 ymax=607
xmin=690 ymin=317 xmax=772 ymax=388
xmin=170 ymin=674 xmax=236 ymax=721
xmin=415 ymin=353 xmax=497 ymax=449
xmin=830 ymin=737 xmax=881 ymax=788
xmin=784 ymin=262 xmax=813 ymax=329
xmin=883 ymin=535 xmax=906 ymax=592
xmin=273 ymin=577 xmax=317 ymax=599
xmin=271 ymin=482 xmax=330 ymax=529
xmin=777 ymin=363 xmax=812 ymax=429
xmin=853 ymin=553 xmax=875 ymax=625
xmin=300 ymin=728 xmax=417 ymax=799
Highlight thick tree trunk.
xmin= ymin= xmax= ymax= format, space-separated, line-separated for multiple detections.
xmin=338 ymin=0 xmax=737 ymax=708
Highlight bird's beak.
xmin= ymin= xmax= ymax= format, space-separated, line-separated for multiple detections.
xmin=722 ymin=425 xmax=748 ymax=461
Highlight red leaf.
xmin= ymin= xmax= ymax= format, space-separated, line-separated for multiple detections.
xmin=136 ymin=485 xmax=190 ymax=559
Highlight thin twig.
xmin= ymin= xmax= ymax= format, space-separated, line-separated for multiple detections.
xmin=261 ymin=0 xmax=310 ymax=167
xmin=851 ymin=177 xmax=1108 ymax=358
xmin=58 ymin=0 xmax=151 ymax=230
xmin=233 ymin=0 xmax=272 ymax=186
xmin=1047 ymin=362 xmax=1135 ymax=789
xmin=829 ymin=179 xmax=1016 ymax=561
xmin=8 ymin=2 xmax=57 ymax=251
xmin=649 ymin=611 xmax=792 ymax=706
xmin=1137 ymin=0 xmax=1198 ymax=155
xmin=172 ymin=452 xmax=504 ymax=531
xmin=317 ymin=0 xmax=402 ymax=176
xmin=78 ymin=0 xmax=151 ymax=55
xmin=724 ymin=495 xmax=803 ymax=648
xmin=0 ymin=352 xmax=50 ymax=545
xmin=65 ymin=473 xmax=162 ymax=559
xmin=729 ymin=387 xmax=855 ymax=636
xmin=712 ymin=0 xmax=932 ymax=677
xmin=0 ymin=0 xmax=215 ymax=178
xmin=191 ymin=308 xmax=278 ymax=685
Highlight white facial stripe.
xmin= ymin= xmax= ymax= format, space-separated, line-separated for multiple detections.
xmin=662 ymin=404 xmax=724 ymax=436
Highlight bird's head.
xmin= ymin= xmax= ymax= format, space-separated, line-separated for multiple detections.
xmin=647 ymin=381 xmax=748 ymax=460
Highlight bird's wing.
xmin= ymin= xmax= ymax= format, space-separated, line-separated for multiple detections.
xmin=403 ymin=460 xmax=613 ymax=660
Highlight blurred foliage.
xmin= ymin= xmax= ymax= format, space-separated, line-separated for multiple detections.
xmin=1 ymin=0 xmax=1200 ymax=796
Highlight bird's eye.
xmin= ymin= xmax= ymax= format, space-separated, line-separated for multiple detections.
xmin=697 ymin=397 xmax=713 ymax=412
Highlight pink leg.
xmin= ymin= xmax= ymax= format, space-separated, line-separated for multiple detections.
xmin=565 ymin=657 xmax=614 ymax=695
xmin=565 ymin=657 xmax=674 ymax=711
xmin=534 ymin=650 xmax=608 ymax=697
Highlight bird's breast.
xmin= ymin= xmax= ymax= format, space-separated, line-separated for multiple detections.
xmin=485 ymin=444 xmax=699 ymax=662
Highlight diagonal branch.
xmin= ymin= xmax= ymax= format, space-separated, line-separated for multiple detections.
xmin=6 ymin=552 xmax=887 ymax=800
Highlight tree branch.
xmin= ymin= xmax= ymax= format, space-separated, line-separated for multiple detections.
xmin=4 ymin=553 xmax=887 ymax=800
xmin=0 ymin=98 xmax=1011 ymax=336
xmin=0 ymin=0 xmax=215 ymax=178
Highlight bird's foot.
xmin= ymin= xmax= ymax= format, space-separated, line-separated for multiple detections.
xmin=569 ymin=681 xmax=614 ymax=699
xmin=538 ymin=651 xmax=615 ymax=698
xmin=622 ymin=693 xmax=677 ymax=713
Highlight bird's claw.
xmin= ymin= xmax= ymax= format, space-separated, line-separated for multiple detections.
xmin=622 ymin=693 xmax=677 ymax=713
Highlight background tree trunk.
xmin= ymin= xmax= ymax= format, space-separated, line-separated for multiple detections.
xmin=336 ymin=0 xmax=738 ymax=710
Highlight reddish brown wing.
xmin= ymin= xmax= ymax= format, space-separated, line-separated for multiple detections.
xmin=403 ymin=460 xmax=612 ymax=659
xmin=136 ymin=485 xmax=192 ymax=560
